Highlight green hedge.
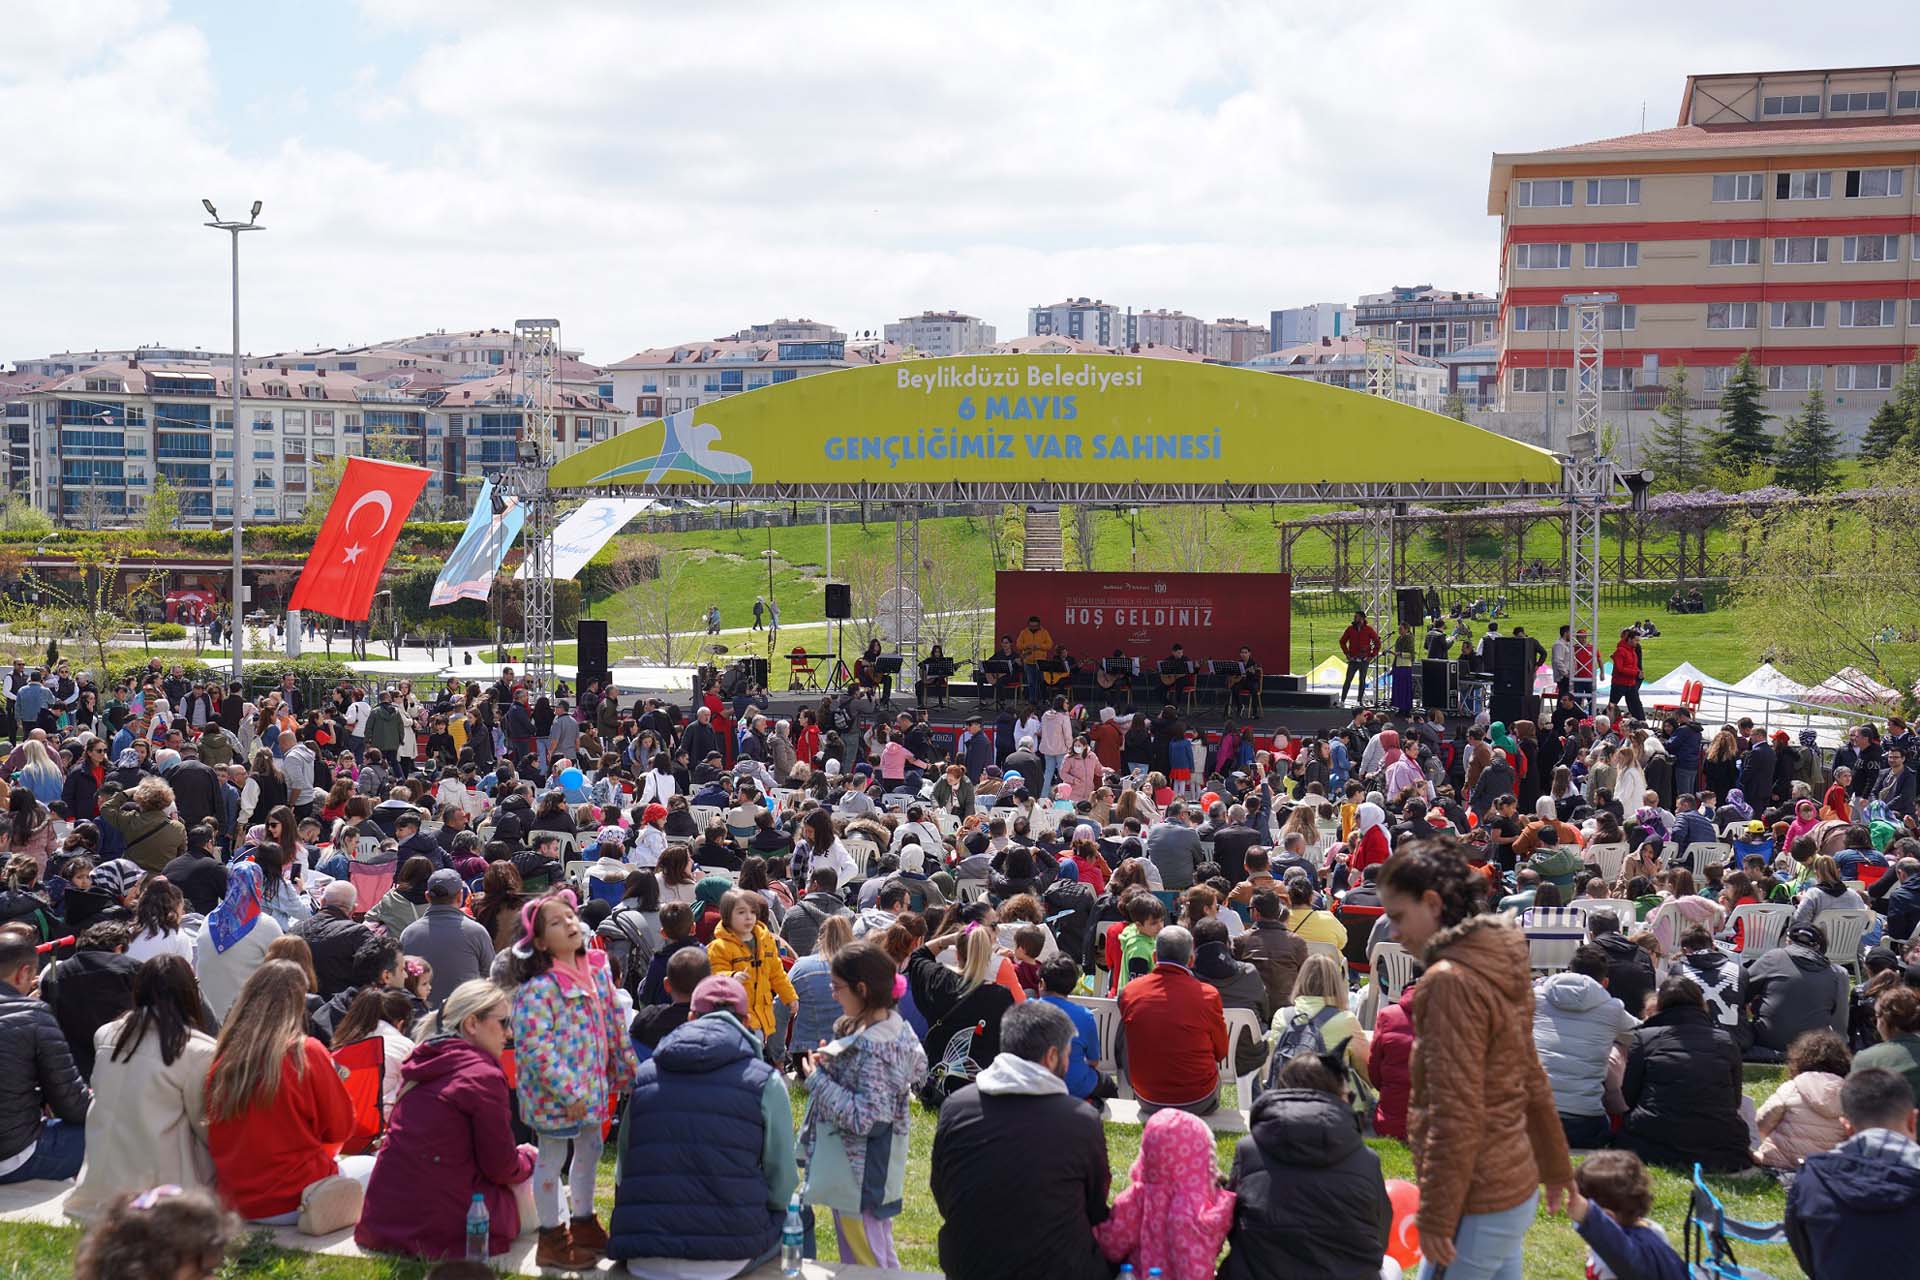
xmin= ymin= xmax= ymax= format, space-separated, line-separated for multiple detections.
xmin=148 ymin=623 xmax=187 ymax=641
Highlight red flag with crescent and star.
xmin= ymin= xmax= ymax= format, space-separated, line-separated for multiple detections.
xmin=287 ymin=457 xmax=432 ymax=621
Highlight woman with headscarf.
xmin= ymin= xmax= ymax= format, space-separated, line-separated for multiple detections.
xmin=1380 ymin=730 xmax=1427 ymax=805
xmin=1784 ymin=798 xmax=1821 ymax=850
xmin=1347 ymin=802 xmax=1391 ymax=882
xmin=191 ymin=861 xmax=285 ymax=1021
xmin=1469 ymin=747 xmax=1516 ymax=820
xmin=689 ymin=873 xmax=734 ymax=944
xmin=108 ymin=745 xmax=148 ymax=791
xmin=1720 ymin=788 xmax=1754 ymax=827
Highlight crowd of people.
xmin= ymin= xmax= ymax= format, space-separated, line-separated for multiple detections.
xmin=4 ymin=650 xmax=1920 ymax=1278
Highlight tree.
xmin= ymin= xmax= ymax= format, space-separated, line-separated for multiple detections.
xmin=1897 ymin=356 xmax=1920 ymax=454
xmin=1065 ymin=505 xmax=1099 ymax=572
xmin=0 ymin=484 xmax=51 ymax=535
xmin=1709 ymin=352 xmax=1774 ymax=482
xmin=1774 ymin=386 xmax=1844 ymax=493
xmin=601 ymin=542 xmax=694 ymax=667
xmin=1860 ymin=399 xmax=1909 ymax=463
xmin=1729 ymin=447 xmax=1920 ymax=715
xmin=1642 ymin=362 xmax=1705 ymax=490
xmin=1443 ymin=391 xmax=1469 ymax=422
xmin=142 ymin=474 xmax=182 ymax=539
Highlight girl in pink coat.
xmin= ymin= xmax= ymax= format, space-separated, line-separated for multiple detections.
xmin=1093 ymin=1109 xmax=1236 ymax=1280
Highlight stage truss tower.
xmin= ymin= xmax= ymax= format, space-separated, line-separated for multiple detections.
xmin=507 ymin=318 xmax=560 ymax=694
xmin=1562 ymin=292 xmax=1616 ymax=711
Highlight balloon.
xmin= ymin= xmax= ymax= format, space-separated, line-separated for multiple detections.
xmin=1384 ymin=1179 xmax=1421 ymax=1269
xmin=558 ymin=767 xmax=585 ymax=791
xmin=1201 ymin=791 xmax=1221 ymax=809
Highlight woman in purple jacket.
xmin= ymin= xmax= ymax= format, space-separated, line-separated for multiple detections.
xmin=355 ymin=979 xmax=535 ymax=1260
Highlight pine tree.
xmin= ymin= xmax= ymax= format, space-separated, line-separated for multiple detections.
xmin=1642 ymin=362 xmax=1704 ymax=489
xmin=1709 ymin=351 xmax=1774 ymax=479
xmin=1775 ymin=386 xmax=1843 ymax=493
xmin=1858 ymin=398 xmax=1907 ymax=463
xmin=1896 ymin=355 xmax=1920 ymax=454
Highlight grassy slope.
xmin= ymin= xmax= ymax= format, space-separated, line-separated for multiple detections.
xmin=1 ymin=1067 xmax=1799 ymax=1279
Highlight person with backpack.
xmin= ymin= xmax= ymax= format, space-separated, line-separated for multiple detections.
xmin=777 ymin=866 xmax=854 ymax=957
xmin=1264 ymin=952 xmax=1373 ymax=1118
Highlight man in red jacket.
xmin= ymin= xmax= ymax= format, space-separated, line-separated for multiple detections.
xmin=1117 ymin=925 xmax=1228 ymax=1115
xmin=1339 ymin=611 xmax=1381 ymax=708
xmin=1607 ymin=628 xmax=1644 ymax=720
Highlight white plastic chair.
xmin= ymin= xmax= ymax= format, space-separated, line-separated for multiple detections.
xmin=1524 ymin=906 xmax=1590 ymax=973
xmin=1726 ymin=902 xmax=1794 ymax=956
xmin=1221 ymin=1007 xmax=1265 ymax=1123
xmin=1817 ymin=909 xmax=1873 ymax=977
xmin=562 ymin=859 xmax=592 ymax=890
xmin=1303 ymin=940 xmax=1343 ymax=969
xmin=1585 ymin=841 xmax=1629 ymax=883
xmin=1571 ymin=898 xmax=1636 ymax=933
xmin=1694 ymin=842 xmax=1736 ymax=880
xmin=690 ymin=804 xmax=721 ymax=829
xmin=956 ymin=879 xmax=988 ymax=904
xmin=1358 ymin=941 xmax=1418 ymax=1031
xmin=845 ymin=837 xmax=880 ymax=875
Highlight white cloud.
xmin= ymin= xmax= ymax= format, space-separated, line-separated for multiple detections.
xmin=0 ymin=1 xmax=1896 ymax=364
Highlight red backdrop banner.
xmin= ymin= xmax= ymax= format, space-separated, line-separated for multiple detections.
xmin=994 ymin=571 xmax=1291 ymax=669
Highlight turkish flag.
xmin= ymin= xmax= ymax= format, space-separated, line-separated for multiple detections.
xmin=288 ymin=457 xmax=432 ymax=621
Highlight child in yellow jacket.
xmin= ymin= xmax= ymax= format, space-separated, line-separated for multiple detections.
xmin=706 ymin=888 xmax=798 ymax=1040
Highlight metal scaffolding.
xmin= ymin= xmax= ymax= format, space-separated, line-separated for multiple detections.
xmin=509 ymin=318 xmax=560 ymax=693
xmin=1364 ymin=338 xmax=1398 ymax=402
xmin=1563 ymin=292 xmax=1615 ymax=455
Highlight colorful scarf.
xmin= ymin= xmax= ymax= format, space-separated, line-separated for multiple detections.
xmin=207 ymin=861 xmax=264 ymax=954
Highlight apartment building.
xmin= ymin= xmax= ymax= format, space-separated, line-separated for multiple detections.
xmin=608 ymin=334 xmax=901 ymax=422
xmin=1131 ymin=308 xmax=1208 ymax=352
xmin=729 ymin=318 xmax=845 ymax=343
xmin=882 ymin=311 xmax=998 ymax=356
xmin=1353 ymin=286 xmax=1500 ymax=358
xmin=1241 ymin=337 xmax=1448 ymax=409
xmin=1490 ymin=64 xmax=1920 ymax=426
xmin=1269 ymin=303 xmax=1353 ymax=351
xmin=1027 ymin=297 xmax=1127 ymax=347
xmin=1204 ymin=318 xmax=1271 ymax=364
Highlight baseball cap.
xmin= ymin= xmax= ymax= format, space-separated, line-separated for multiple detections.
xmin=426 ymin=869 xmax=465 ymax=900
xmin=691 ymin=975 xmax=749 ymax=1018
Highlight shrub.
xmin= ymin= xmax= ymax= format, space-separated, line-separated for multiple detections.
xmin=148 ymin=623 xmax=187 ymax=641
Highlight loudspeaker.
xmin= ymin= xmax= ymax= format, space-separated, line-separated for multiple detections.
xmin=1489 ymin=636 xmax=1531 ymax=694
xmin=576 ymin=620 xmax=609 ymax=682
xmin=824 ymin=583 xmax=852 ymax=619
xmin=1421 ymin=658 xmax=1453 ymax=710
xmin=747 ymin=657 xmax=770 ymax=689
xmin=1397 ymin=587 xmax=1426 ymax=628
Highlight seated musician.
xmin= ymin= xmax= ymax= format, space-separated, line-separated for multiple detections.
xmin=989 ymin=634 xmax=1023 ymax=702
xmin=854 ymin=638 xmax=893 ymax=705
xmin=1157 ymin=641 xmax=1197 ymax=696
xmin=1228 ymin=644 xmax=1262 ymax=707
xmin=1094 ymin=648 xmax=1133 ymax=705
xmin=1042 ymin=644 xmax=1075 ymax=698
xmin=915 ymin=643 xmax=951 ymax=708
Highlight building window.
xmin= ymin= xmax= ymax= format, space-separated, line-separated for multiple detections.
xmin=1516 ymin=179 xmax=1574 ymax=208
xmin=1707 ymin=302 xmax=1759 ymax=330
xmin=311 ymin=410 xmax=334 ymax=434
xmin=1762 ymin=93 xmax=1822 ymax=116
xmin=283 ymin=410 xmax=304 ymax=431
xmin=665 ymin=398 xmax=682 ymax=412
xmin=1776 ymin=171 xmax=1833 ymax=200
xmin=1845 ymin=167 xmax=1905 ymax=198
xmin=1509 ymin=367 xmax=1568 ymax=394
xmin=313 ymin=439 xmax=336 ymax=459
xmin=1512 ymin=305 xmax=1569 ymax=332
xmin=1709 ymin=237 xmax=1762 ymax=265
xmin=1585 ymin=177 xmax=1640 ymax=206
xmin=1843 ymin=234 xmax=1901 ymax=262
xmin=1584 ymin=242 xmax=1639 ymax=268
xmin=1836 ymin=364 xmax=1895 ymax=390
xmin=1767 ymin=366 xmax=1823 ymax=391
xmin=1515 ymin=243 xmax=1571 ymax=269
xmin=1839 ymin=299 xmax=1895 ymax=327
xmin=1900 ymin=89 xmax=1920 ymax=110
xmin=1711 ymin=172 xmax=1765 ymax=202
xmin=1599 ymin=368 xmax=1636 ymax=392
xmin=1602 ymin=304 xmax=1638 ymax=331
xmin=1831 ymin=91 xmax=1889 ymax=113
xmin=1772 ymin=236 xmax=1829 ymax=264
xmin=1700 ymin=367 xmax=1733 ymax=392
xmin=1768 ymin=301 xmax=1827 ymax=328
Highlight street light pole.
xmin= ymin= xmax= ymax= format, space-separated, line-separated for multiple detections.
xmin=202 ymin=199 xmax=263 ymax=684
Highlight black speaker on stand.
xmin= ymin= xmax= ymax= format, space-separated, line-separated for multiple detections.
xmin=576 ymin=620 xmax=609 ymax=685
xmin=1421 ymin=658 xmax=1454 ymax=713
xmin=1397 ymin=587 xmax=1426 ymax=629
xmin=1489 ymin=635 xmax=1532 ymax=726
xmin=824 ymin=583 xmax=852 ymax=619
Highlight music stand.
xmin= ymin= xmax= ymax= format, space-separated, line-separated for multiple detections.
xmin=1157 ymin=658 xmax=1196 ymax=713
xmin=1035 ymin=659 xmax=1069 ymax=701
xmin=920 ymin=657 xmax=957 ymax=709
xmin=1209 ymin=658 xmax=1243 ymax=715
xmin=979 ymin=658 xmax=1014 ymax=708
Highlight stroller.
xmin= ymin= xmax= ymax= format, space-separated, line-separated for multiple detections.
xmin=1683 ymin=1164 xmax=1787 ymax=1279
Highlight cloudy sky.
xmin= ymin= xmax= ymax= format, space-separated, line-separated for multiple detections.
xmin=0 ymin=1 xmax=1893 ymax=365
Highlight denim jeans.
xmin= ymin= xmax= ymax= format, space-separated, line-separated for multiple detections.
xmin=0 ymin=1118 xmax=86 ymax=1184
xmin=1674 ymin=767 xmax=1698 ymax=799
xmin=1419 ymin=1189 xmax=1538 ymax=1280
xmin=1559 ymin=1110 xmax=1613 ymax=1150
xmin=1041 ymin=753 xmax=1064 ymax=797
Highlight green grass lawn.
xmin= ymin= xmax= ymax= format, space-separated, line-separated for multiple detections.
xmin=0 ymin=1066 xmax=1801 ymax=1279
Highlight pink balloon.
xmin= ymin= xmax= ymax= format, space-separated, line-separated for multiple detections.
xmin=1384 ymin=1178 xmax=1422 ymax=1268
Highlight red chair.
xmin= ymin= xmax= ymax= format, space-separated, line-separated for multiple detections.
xmin=1653 ymin=679 xmax=1703 ymax=717
xmin=787 ymin=648 xmax=820 ymax=691
xmin=330 ymin=1036 xmax=386 ymax=1156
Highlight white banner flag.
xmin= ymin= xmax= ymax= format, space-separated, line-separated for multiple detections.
xmin=517 ymin=497 xmax=654 ymax=581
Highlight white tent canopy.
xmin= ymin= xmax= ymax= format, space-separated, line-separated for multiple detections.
xmin=1732 ymin=663 xmax=1810 ymax=700
xmin=1806 ymin=666 xmax=1900 ymax=707
xmin=1642 ymin=661 xmax=1717 ymax=696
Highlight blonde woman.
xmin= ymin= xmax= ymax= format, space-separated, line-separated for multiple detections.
xmin=205 ymin=960 xmax=368 ymax=1234
xmin=1612 ymin=745 xmax=1646 ymax=816
xmin=1270 ymin=952 xmax=1372 ymax=1113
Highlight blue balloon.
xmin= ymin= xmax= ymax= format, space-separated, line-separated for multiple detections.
xmin=559 ymin=767 xmax=585 ymax=791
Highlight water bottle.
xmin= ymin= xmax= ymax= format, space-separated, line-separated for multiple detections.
xmin=463 ymin=1192 xmax=489 ymax=1261
xmin=1119 ymin=1268 xmax=1135 ymax=1278
xmin=1148 ymin=1270 xmax=1162 ymax=1279
xmin=781 ymin=1193 xmax=806 ymax=1277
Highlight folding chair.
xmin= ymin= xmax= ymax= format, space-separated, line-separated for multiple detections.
xmin=1684 ymin=1163 xmax=1787 ymax=1280
xmin=1523 ymin=905 xmax=1590 ymax=973
xmin=331 ymin=1036 xmax=386 ymax=1156
xmin=787 ymin=648 xmax=821 ymax=691
xmin=586 ymin=875 xmax=626 ymax=908
xmin=347 ymin=860 xmax=397 ymax=914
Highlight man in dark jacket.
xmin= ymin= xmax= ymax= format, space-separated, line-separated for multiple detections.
xmin=1737 ymin=730 xmax=1776 ymax=811
xmin=37 ymin=920 xmax=139 ymax=1080
xmin=1746 ymin=923 xmax=1851 ymax=1057
xmin=392 ymin=812 xmax=447 ymax=871
xmin=775 ymin=868 xmax=851 ymax=957
xmin=1588 ymin=912 xmax=1656 ymax=1019
xmin=161 ymin=747 xmax=222 ymax=833
xmin=1787 ymin=1067 xmax=1920 ymax=1279
xmin=292 ymin=882 xmax=376 ymax=998
xmin=1220 ymin=1056 xmax=1392 ymax=1280
xmin=1234 ymin=890 xmax=1309 ymax=1013
xmin=1663 ymin=713 xmax=1704 ymax=797
xmin=309 ymin=935 xmax=403 ymax=1045
xmin=931 ymin=1000 xmax=1111 ymax=1280
xmin=608 ymin=976 xmax=797 ymax=1273
xmin=1674 ymin=924 xmax=1752 ymax=1052
xmin=0 ymin=925 xmax=92 ymax=1182
xmin=161 ymin=825 xmax=228 ymax=916
xmin=1667 ymin=794 xmax=1717 ymax=864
